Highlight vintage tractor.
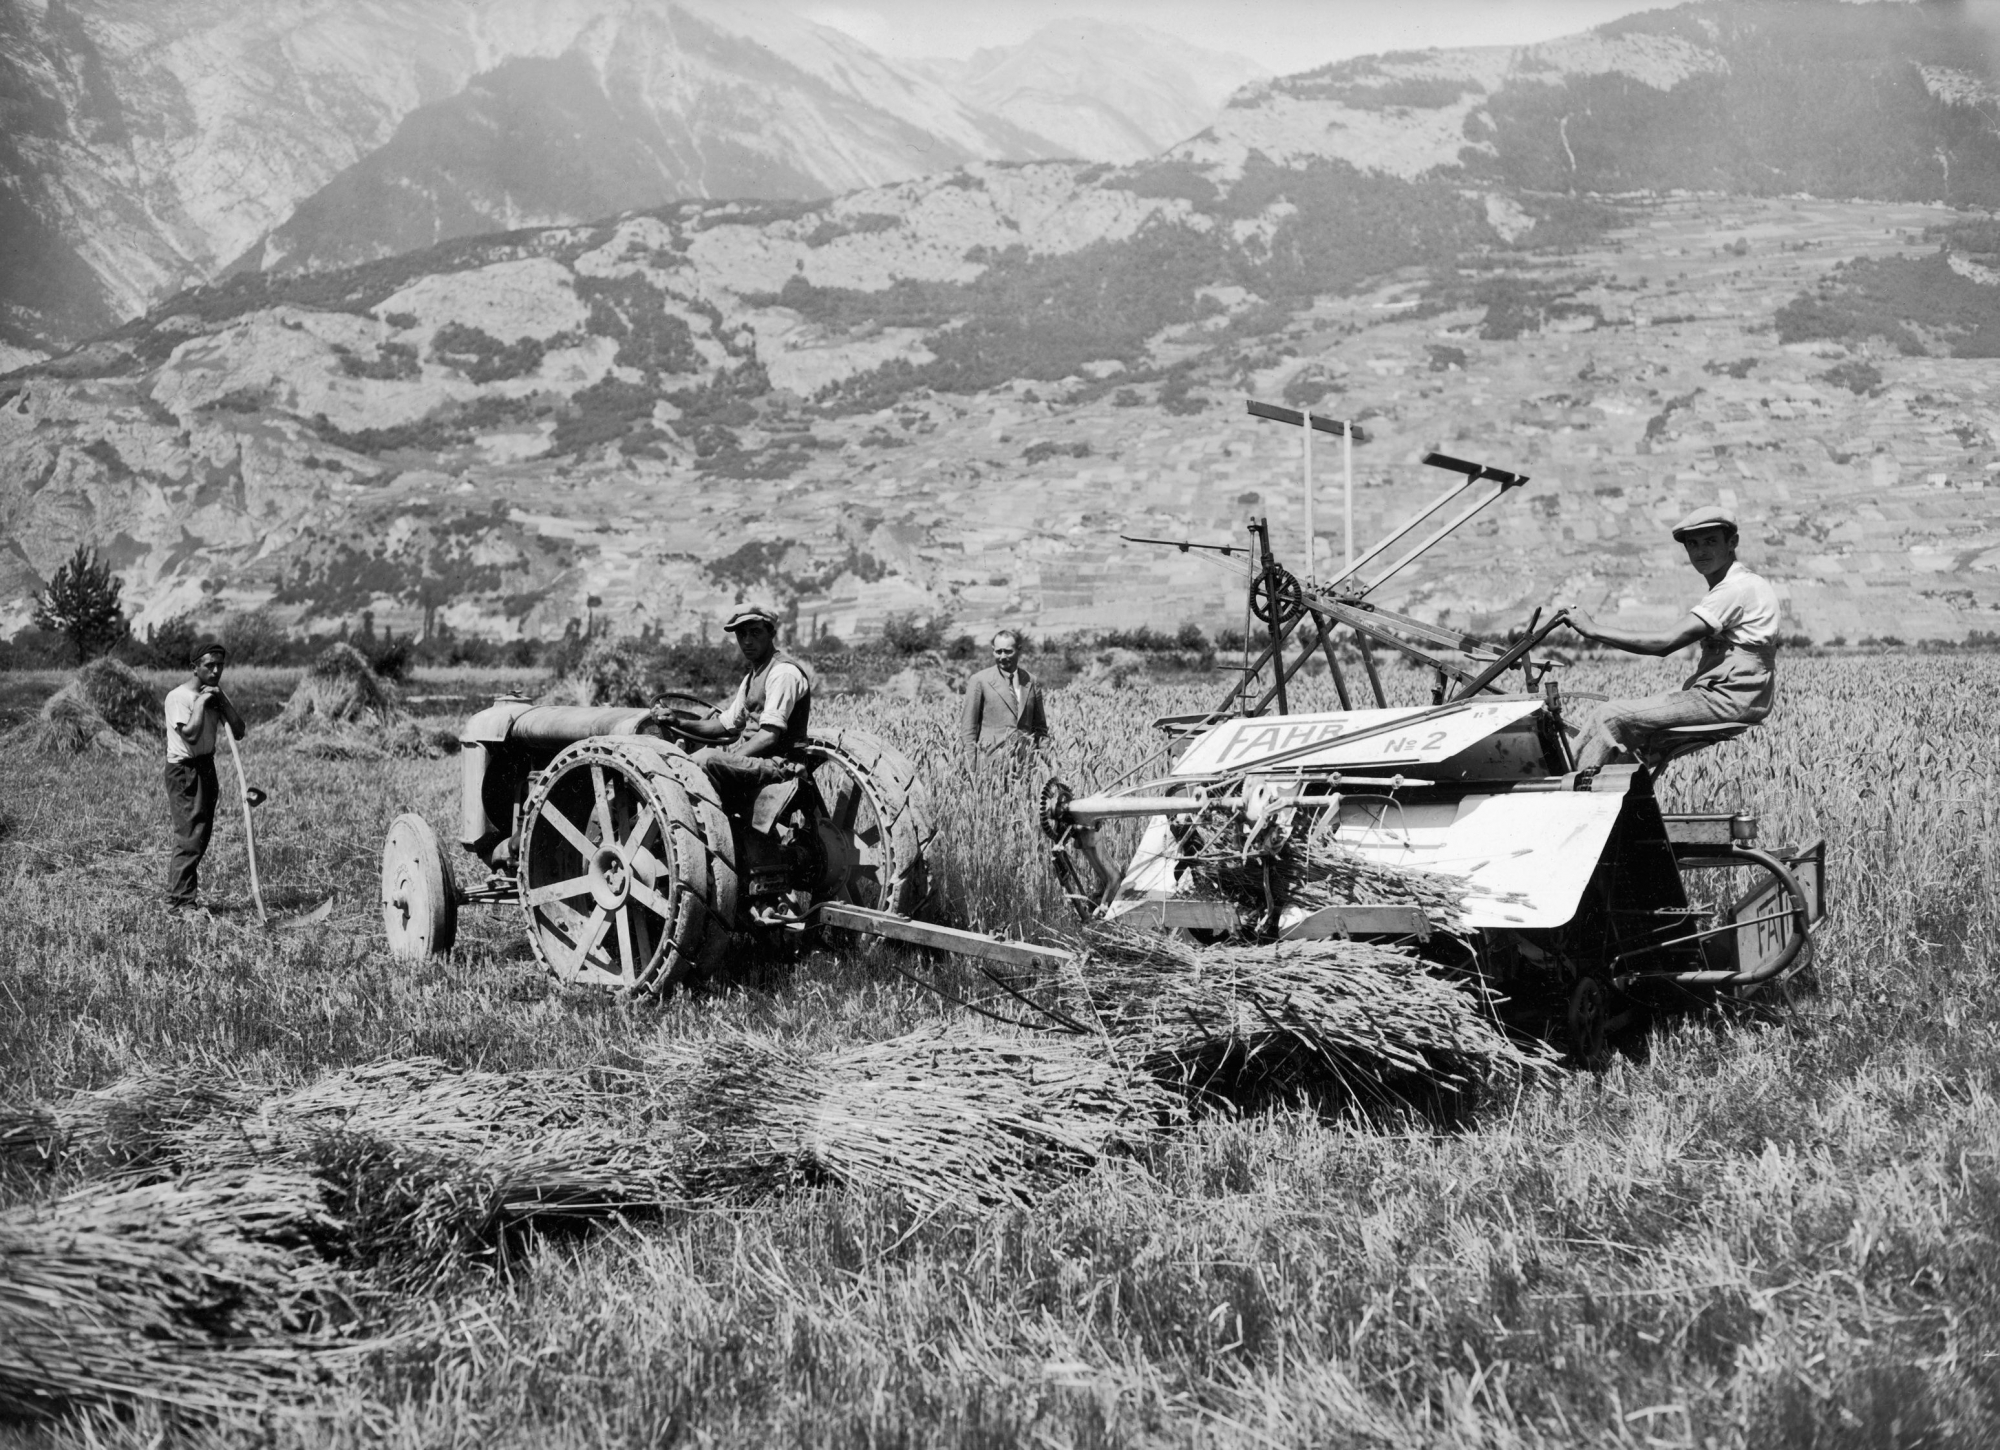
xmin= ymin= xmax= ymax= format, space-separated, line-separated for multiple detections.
xmin=1040 ymin=416 xmax=1825 ymax=1060
xmin=380 ymin=700 xmax=1061 ymax=991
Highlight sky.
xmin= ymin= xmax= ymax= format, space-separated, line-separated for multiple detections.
xmin=785 ymin=0 xmax=1671 ymax=73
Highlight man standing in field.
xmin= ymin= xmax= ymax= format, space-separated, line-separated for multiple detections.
xmin=162 ymin=639 xmax=246 ymax=911
xmin=1564 ymin=504 xmax=1781 ymax=772
xmin=655 ymin=606 xmax=814 ymax=812
xmin=959 ymin=628 xmax=1049 ymax=762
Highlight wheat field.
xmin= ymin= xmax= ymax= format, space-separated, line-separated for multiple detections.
xmin=1 ymin=651 xmax=1996 ymax=1448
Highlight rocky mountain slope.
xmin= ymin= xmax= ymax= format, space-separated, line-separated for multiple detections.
xmin=6 ymin=0 xmax=2000 ymax=648
xmin=0 ymin=0 xmax=1264 ymax=361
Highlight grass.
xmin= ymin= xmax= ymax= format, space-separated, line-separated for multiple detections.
xmin=1 ymin=654 xmax=1997 ymax=1446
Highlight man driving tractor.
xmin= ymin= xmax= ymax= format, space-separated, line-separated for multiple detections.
xmin=652 ymin=605 xmax=814 ymax=811
xmin=1563 ymin=503 xmax=1781 ymax=771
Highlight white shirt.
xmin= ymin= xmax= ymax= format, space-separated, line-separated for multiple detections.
xmin=164 ymin=682 xmax=217 ymax=762
xmin=1685 ymin=562 xmax=1781 ymax=717
xmin=717 ymin=659 xmax=810 ymax=735
xmin=1690 ymin=562 xmax=1781 ymax=655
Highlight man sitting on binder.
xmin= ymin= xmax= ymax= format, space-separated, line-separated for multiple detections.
xmin=1564 ymin=504 xmax=1781 ymax=772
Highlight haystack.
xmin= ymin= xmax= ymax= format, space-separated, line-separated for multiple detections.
xmin=272 ymin=642 xmax=453 ymax=757
xmin=10 ymin=658 xmax=160 ymax=755
xmin=560 ymin=635 xmax=663 ymax=708
xmin=72 ymin=657 xmax=162 ymax=736
xmin=274 ymin=642 xmax=400 ymax=730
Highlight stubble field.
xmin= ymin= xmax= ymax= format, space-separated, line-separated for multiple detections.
xmin=2 ymin=650 xmax=1997 ymax=1448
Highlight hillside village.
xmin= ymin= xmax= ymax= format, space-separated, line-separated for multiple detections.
xmin=4 ymin=188 xmax=1996 ymax=649
xmin=515 ymin=192 xmax=2000 ymax=646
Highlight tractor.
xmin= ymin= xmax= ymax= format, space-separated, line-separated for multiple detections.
xmin=379 ymin=701 xmax=1056 ymax=991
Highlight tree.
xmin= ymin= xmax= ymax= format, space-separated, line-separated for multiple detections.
xmin=32 ymin=545 xmax=129 ymax=662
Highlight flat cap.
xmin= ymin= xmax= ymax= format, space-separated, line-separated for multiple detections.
xmin=1670 ymin=504 xmax=1736 ymax=539
xmin=192 ymin=638 xmax=227 ymax=662
xmin=722 ymin=604 xmax=780 ymax=632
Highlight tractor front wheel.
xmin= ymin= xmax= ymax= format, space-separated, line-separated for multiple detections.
xmin=381 ymin=813 xmax=458 ymax=959
xmin=517 ymin=738 xmax=733 ymax=994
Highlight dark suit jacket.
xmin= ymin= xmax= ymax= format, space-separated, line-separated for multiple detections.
xmin=959 ymin=665 xmax=1048 ymax=751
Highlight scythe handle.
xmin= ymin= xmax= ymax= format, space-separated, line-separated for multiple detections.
xmin=221 ymin=727 xmax=268 ymax=925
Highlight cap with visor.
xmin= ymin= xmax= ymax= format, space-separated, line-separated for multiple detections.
xmin=722 ymin=605 xmax=780 ymax=632
xmin=1670 ymin=504 xmax=1737 ymax=540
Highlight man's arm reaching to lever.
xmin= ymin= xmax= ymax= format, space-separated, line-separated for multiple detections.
xmin=1565 ymin=607 xmax=1711 ymax=657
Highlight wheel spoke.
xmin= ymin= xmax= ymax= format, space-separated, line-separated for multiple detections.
xmin=614 ymin=904 xmax=638 ymax=985
xmin=536 ymin=898 xmax=592 ymax=959
xmin=629 ymin=878 xmax=673 ymax=919
xmin=830 ymin=777 xmax=864 ymax=832
xmin=540 ymin=800 xmax=595 ymax=858
xmin=621 ymin=806 xmax=657 ymax=856
xmin=591 ymin=765 xmax=616 ymax=843
xmin=570 ymin=905 xmax=611 ymax=976
xmin=629 ymin=846 xmax=667 ymax=887
xmin=523 ymin=873 xmax=594 ymax=907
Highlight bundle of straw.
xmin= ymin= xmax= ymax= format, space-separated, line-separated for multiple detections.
xmin=1068 ymin=927 xmax=1554 ymax=1116
xmin=674 ymin=1027 xmax=1170 ymax=1212
xmin=0 ymin=1169 xmax=349 ymax=1419
xmin=310 ymin=1127 xmax=686 ymax=1283
xmin=3 ymin=1061 xmax=689 ymax=1281
xmin=0 ymin=1066 xmax=261 ymax=1171
xmin=6 ymin=1059 xmax=645 ymax=1172
xmin=1185 ymin=836 xmax=1474 ymax=934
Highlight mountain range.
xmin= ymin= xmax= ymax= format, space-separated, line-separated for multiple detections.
xmin=0 ymin=0 xmax=1260 ymax=363
xmin=6 ymin=0 xmax=2000 ymax=648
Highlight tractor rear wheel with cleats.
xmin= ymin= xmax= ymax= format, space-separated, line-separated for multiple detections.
xmin=517 ymin=738 xmax=732 ymax=995
xmin=796 ymin=728 xmax=935 ymax=918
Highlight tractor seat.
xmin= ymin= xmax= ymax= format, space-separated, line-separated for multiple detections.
xmin=1639 ymin=721 xmax=1753 ymax=774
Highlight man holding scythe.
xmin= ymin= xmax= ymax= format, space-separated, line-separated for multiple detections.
xmin=162 ymin=639 xmax=247 ymax=911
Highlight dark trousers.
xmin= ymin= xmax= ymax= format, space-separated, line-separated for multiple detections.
xmin=692 ymin=748 xmax=790 ymax=818
xmin=164 ymin=756 xmax=219 ymax=904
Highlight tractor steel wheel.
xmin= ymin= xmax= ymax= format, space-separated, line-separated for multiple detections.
xmin=381 ymin=813 xmax=458 ymax=959
xmin=642 ymin=739 xmax=740 ymax=975
xmin=798 ymin=728 xmax=935 ymax=917
xmin=517 ymin=738 xmax=731 ymax=994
